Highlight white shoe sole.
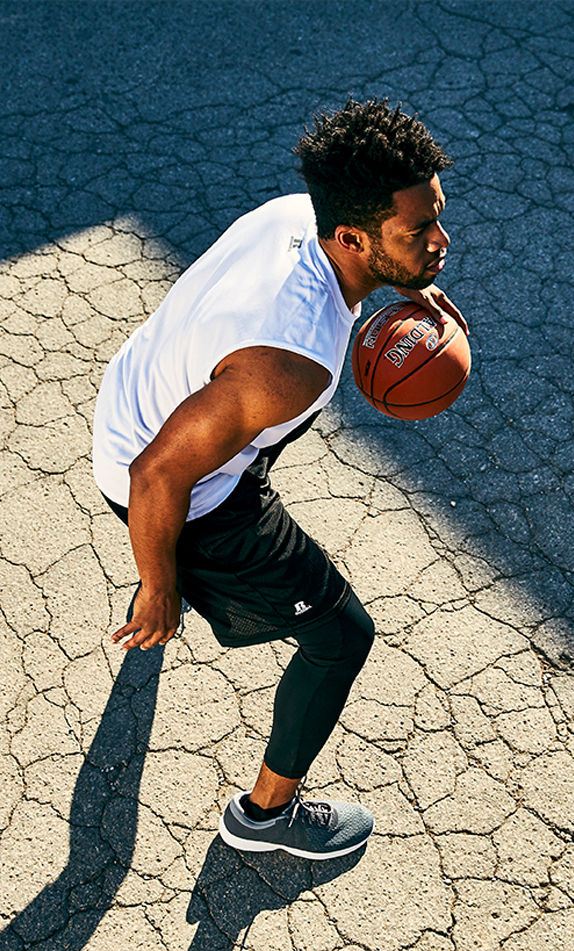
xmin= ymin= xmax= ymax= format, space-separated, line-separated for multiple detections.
xmin=218 ymin=814 xmax=374 ymax=860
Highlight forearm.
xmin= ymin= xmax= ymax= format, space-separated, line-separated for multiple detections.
xmin=110 ymin=464 xmax=189 ymax=651
xmin=127 ymin=460 xmax=191 ymax=595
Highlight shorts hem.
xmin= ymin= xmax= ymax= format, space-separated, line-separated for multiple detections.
xmin=212 ymin=583 xmax=352 ymax=649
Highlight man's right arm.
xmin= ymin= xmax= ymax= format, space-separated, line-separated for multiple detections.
xmin=111 ymin=345 xmax=330 ymax=651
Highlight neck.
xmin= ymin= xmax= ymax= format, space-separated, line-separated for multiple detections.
xmin=318 ymin=237 xmax=377 ymax=310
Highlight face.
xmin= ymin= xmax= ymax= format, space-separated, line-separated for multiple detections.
xmin=367 ymin=174 xmax=450 ymax=290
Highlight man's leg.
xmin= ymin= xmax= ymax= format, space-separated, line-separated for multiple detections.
xmin=219 ymin=592 xmax=376 ymax=858
xmin=247 ymin=591 xmax=374 ymax=808
xmin=255 ymin=590 xmax=374 ymax=785
xmin=104 ymin=482 xmax=376 ymax=859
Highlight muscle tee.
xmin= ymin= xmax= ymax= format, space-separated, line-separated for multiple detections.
xmin=92 ymin=193 xmax=360 ymax=520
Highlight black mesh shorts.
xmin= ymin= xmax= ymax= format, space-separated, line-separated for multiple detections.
xmin=174 ymin=469 xmax=350 ymax=647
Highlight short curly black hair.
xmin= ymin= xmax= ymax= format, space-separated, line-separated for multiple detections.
xmin=293 ymin=98 xmax=453 ymax=239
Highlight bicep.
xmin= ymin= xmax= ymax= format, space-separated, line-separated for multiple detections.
xmin=129 ymin=349 xmax=328 ymax=494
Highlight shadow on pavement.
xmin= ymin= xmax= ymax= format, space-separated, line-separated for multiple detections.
xmin=332 ymin=328 xmax=574 ymax=671
xmin=186 ymin=836 xmax=367 ymax=949
xmin=0 ymin=645 xmax=164 ymax=951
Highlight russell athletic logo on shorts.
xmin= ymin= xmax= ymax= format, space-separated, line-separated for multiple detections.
xmin=294 ymin=601 xmax=312 ymax=616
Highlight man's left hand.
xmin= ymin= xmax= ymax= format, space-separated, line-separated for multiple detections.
xmin=394 ymin=284 xmax=469 ymax=335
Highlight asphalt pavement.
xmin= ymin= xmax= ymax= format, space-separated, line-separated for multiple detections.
xmin=1 ymin=2 xmax=574 ymax=949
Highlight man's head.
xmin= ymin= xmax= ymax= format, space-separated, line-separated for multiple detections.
xmin=294 ymin=99 xmax=453 ymax=297
xmin=294 ymin=98 xmax=452 ymax=241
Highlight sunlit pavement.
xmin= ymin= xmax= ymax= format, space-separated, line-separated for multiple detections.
xmin=1 ymin=3 xmax=574 ymax=949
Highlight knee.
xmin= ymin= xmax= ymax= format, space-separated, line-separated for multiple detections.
xmin=296 ymin=590 xmax=374 ymax=670
xmin=340 ymin=591 xmax=375 ymax=668
xmin=315 ymin=592 xmax=375 ymax=666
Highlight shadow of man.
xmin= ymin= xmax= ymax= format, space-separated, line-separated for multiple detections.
xmin=186 ymin=835 xmax=368 ymax=949
xmin=0 ymin=645 xmax=164 ymax=951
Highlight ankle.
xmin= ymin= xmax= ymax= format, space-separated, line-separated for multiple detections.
xmin=248 ymin=763 xmax=301 ymax=812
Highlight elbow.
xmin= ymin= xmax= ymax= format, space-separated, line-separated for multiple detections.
xmin=128 ymin=451 xmax=158 ymax=493
xmin=129 ymin=448 xmax=185 ymax=498
xmin=128 ymin=449 xmax=192 ymax=517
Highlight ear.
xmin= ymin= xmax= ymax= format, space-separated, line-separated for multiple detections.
xmin=333 ymin=225 xmax=367 ymax=254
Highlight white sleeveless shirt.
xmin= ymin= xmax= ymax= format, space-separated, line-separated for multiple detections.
xmin=92 ymin=194 xmax=360 ymax=519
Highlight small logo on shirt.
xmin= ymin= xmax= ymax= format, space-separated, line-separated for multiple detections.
xmin=288 ymin=236 xmax=302 ymax=251
xmin=294 ymin=600 xmax=312 ymax=616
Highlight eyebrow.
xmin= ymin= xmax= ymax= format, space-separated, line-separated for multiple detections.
xmin=410 ymin=198 xmax=446 ymax=232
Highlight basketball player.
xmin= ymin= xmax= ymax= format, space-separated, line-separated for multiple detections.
xmin=92 ymin=99 xmax=466 ymax=860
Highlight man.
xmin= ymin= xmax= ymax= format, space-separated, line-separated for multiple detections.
xmin=92 ymin=99 xmax=466 ymax=861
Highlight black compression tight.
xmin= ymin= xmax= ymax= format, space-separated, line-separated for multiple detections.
xmin=263 ymin=591 xmax=375 ymax=779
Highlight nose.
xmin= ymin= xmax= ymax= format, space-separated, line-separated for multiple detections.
xmin=427 ymin=220 xmax=450 ymax=252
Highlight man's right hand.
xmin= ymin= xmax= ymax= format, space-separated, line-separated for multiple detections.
xmin=111 ymin=585 xmax=181 ymax=651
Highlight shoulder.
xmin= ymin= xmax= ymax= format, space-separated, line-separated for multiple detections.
xmin=234 ymin=193 xmax=314 ymax=235
xmin=256 ymin=192 xmax=313 ymax=217
xmin=214 ymin=345 xmax=330 ymax=417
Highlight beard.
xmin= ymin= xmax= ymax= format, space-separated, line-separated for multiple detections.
xmin=367 ymin=242 xmax=435 ymax=290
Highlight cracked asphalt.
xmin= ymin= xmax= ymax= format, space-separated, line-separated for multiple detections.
xmin=1 ymin=1 xmax=574 ymax=948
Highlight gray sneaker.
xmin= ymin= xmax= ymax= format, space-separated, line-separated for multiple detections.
xmin=219 ymin=790 xmax=374 ymax=860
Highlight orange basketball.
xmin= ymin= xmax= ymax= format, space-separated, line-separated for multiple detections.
xmin=351 ymin=301 xmax=471 ymax=420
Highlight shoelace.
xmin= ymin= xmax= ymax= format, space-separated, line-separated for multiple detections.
xmin=287 ymin=790 xmax=333 ymax=829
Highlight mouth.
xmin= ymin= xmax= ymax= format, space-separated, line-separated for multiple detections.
xmin=426 ymin=254 xmax=446 ymax=274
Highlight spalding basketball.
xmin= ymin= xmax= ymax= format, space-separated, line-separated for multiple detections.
xmin=351 ymin=301 xmax=471 ymax=420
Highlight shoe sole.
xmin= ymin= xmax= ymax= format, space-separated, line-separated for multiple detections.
xmin=218 ymin=814 xmax=374 ymax=860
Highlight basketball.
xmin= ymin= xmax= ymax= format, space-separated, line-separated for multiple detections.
xmin=351 ymin=301 xmax=471 ymax=420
